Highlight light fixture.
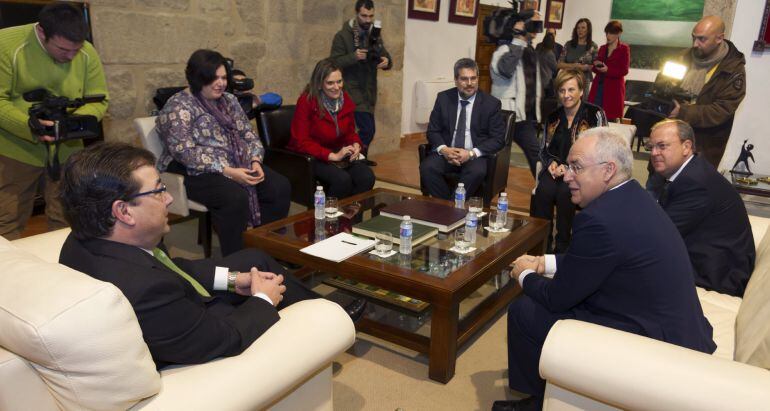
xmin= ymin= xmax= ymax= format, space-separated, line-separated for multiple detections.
xmin=661 ymin=61 xmax=687 ymax=81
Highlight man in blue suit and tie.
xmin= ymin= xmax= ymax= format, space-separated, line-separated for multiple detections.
xmin=492 ymin=128 xmax=716 ymax=411
xmin=649 ymin=119 xmax=754 ymax=297
xmin=420 ymin=58 xmax=506 ymax=200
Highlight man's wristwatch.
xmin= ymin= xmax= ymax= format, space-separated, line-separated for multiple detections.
xmin=468 ymin=150 xmax=477 ymax=161
xmin=227 ymin=271 xmax=238 ymax=293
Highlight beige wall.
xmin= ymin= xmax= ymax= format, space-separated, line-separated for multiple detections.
xmin=89 ymin=0 xmax=404 ymax=155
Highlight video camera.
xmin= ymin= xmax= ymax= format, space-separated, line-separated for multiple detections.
xmin=639 ymin=62 xmax=696 ymax=116
xmin=24 ymin=89 xmax=105 ymax=141
xmin=356 ymin=20 xmax=384 ymax=64
xmin=483 ymin=0 xmax=543 ymax=44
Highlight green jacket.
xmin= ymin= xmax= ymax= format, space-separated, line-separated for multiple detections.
xmin=0 ymin=23 xmax=109 ymax=167
xmin=329 ymin=19 xmax=392 ymax=113
xmin=677 ymin=40 xmax=745 ymax=167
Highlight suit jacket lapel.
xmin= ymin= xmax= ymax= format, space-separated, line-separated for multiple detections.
xmin=447 ymin=90 xmax=459 ymax=145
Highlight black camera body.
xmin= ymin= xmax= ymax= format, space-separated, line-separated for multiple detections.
xmin=24 ymin=89 xmax=105 ymax=141
xmin=483 ymin=0 xmax=543 ymax=43
xmin=639 ymin=74 xmax=696 ymax=116
xmin=357 ymin=21 xmax=384 ymax=64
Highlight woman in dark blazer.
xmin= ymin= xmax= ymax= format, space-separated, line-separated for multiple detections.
xmin=532 ymin=69 xmax=607 ymax=253
xmin=588 ymin=20 xmax=630 ymax=121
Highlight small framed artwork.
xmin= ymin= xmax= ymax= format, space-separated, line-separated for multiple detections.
xmin=448 ymin=0 xmax=479 ymax=25
xmin=545 ymin=0 xmax=565 ymax=29
xmin=408 ymin=0 xmax=441 ymax=22
xmin=753 ymin=0 xmax=770 ymax=51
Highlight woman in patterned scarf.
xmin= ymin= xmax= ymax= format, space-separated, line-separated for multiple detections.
xmin=288 ymin=58 xmax=375 ymax=199
xmin=531 ymin=69 xmax=607 ymax=252
xmin=156 ymin=49 xmax=290 ymax=256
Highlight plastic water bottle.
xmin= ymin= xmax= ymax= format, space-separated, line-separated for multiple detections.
xmin=464 ymin=211 xmax=478 ymax=246
xmin=314 ymin=186 xmax=325 ymax=220
xmin=399 ymin=215 xmax=413 ymax=255
xmin=497 ymin=192 xmax=508 ymax=227
xmin=455 ymin=183 xmax=466 ymax=209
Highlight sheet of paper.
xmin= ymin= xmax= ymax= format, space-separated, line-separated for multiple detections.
xmin=300 ymin=232 xmax=375 ymax=262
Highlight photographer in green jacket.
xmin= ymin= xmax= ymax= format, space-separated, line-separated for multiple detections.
xmin=0 ymin=1 xmax=109 ymax=239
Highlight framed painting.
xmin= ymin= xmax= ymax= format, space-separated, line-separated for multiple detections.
xmin=448 ymin=0 xmax=479 ymax=25
xmin=753 ymin=0 xmax=770 ymax=51
xmin=408 ymin=0 xmax=441 ymax=22
xmin=545 ymin=0 xmax=565 ymax=29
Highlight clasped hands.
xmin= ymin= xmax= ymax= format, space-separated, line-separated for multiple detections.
xmin=224 ymin=160 xmax=265 ymax=186
xmin=328 ymin=143 xmax=361 ymax=162
xmin=233 ymin=267 xmax=286 ymax=306
xmin=548 ymin=161 xmax=567 ymax=179
xmin=509 ymin=254 xmax=545 ymax=282
xmin=440 ymin=147 xmax=472 ymax=166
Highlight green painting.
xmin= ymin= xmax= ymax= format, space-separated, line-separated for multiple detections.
xmin=611 ymin=0 xmax=705 ymax=22
xmin=611 ymin=0 xmax=705 ymax=69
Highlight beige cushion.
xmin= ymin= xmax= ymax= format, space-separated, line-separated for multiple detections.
xmin=735 ymin=221 xmax=770 ymax=369
xmin=0 ymin=242 xmax=160 ymax=409
xmin=697 ymin=287 xmax=741 ymax=360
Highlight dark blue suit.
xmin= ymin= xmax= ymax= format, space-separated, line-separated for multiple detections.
xmin=507 ymin=180 xmax=716 ymax=397
xmin=660 ymin=155 xmax=754 ymax=297
xmin=420 ymin=88 xmax=506 ymax=200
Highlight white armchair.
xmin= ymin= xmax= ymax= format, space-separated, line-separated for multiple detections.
xmin=0 ymin=229 xmax=355 ymax=410
xmin=539 ymin=216 xmax=770 ymax=410
xmin=134 ymin=116 xmax=213 ymax=257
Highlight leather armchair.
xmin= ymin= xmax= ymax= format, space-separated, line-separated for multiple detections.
xmin=256 ymin=105 xmax=318 ymax=209
xmin=418 ymin=110 xmax=516 ymax=207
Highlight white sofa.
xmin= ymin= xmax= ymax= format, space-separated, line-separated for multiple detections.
xmin=539 ymin=216 xmax=770 ymax=410
xmin=0 ymin=229 xmax=356 ymax=410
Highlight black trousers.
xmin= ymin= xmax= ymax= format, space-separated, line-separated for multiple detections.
xmin=173 ymin=163 xmax=291 ymax=257
xmin=507 ymin=295 xmax=575 ymax=398
xmin=514 ymin=120 xmax=540 ymax=178
xmin=176 ymin=248 xmax=320 ymax=309
xmin=531 ymin=170 xmax=576 ymax=253
xmin=419 ymin=153 xmax=487 ymax=200
xmin=354 ymin=111 xmax=376 ymax=147
xmin=312 ymin=160 xmax=375 ymax=199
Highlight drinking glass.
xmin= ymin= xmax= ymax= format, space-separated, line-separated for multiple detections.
xmin=491 ymin=210 xmax=505 ymax=231
xmin=454 ymin=228 xmax=469 ymax=252
xmin=375 ymin=231 xmax=393 ymax=256
xmin=324 ymin=197 xmax=339 ymax=218
xmin=468 ymin=197 xmax=483 ymax=214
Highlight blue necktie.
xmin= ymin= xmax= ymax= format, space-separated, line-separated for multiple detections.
xmin=453 ymin=100 xmax=470 ymax=148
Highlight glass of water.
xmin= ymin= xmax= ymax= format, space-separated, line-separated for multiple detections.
xmin=324 ymin=197 xmax=339 ymax=218
xmin=454 ymin=228 xmax=469 ymax=252
xmin=468 ymin=197 xmax=483 ymax=214
xmin=375 ymin=231 xmax=393 ymax=257
xmin=491 ymin=209 xmax=505 ymax=231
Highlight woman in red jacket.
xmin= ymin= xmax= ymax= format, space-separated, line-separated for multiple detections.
xmin=289 ymin=59 xmax=375 ymax=198
xmin=588 ymin=20 xmax=630 ymax=121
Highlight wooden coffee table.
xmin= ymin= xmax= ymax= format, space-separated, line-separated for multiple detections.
xmin=244 ymin=188 xmax=548 ymax=383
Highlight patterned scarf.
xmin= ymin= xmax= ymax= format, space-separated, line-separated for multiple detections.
xmin=195 ymin=93 xmax=261 ymax=226
xmin=321 ymin=92 xmax=344 ymax=138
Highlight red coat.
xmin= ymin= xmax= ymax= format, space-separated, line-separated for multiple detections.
xmin=288 ymin=91 xmax=363 ymax=162
xmin=588 ymin=42 xmax=630 ymax=120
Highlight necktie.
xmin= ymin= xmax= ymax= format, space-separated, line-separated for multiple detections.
xmin=153 ymin=248 xmax=211 ymax=297
xmin=657 ymin=180 xmax=671 ymax=206
xmin=453 ymin=100 xmax=470 ymax=148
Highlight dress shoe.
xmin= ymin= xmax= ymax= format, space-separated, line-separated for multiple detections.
xmin=363 ymin=159 xmax=377 ymax=166
xmin=491 ymin=396 xmax=541 ymax=411
xmin=344 ymin=298 xmax=368 ymax=322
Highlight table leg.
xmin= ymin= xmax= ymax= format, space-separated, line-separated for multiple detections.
xmin=428 ymin=301 xmax=459 ymax=383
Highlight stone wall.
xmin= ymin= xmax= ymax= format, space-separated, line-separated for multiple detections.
xmin=88 ymin=0 xmax=404 ymax=155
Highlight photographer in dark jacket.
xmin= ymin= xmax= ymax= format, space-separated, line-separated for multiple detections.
xmin=669 ymin=15 xmax=746 ymax=168
xmin=330 ymin=0 xmax=392 ymax=166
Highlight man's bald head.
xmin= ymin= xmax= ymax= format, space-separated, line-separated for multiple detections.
xmin=692 ymin=15 xmax=726 ymax=59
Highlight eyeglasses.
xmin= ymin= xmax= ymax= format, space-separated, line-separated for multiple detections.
xmin=457 ymin=76 xmax=478 ymax=84
xmin=127 ymin=183 xmax=167 ymax=200
xmin=644 ymin=142 xmax=672 ymax=152
xmin=565 ymin=161 xmax=607 ymax=175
